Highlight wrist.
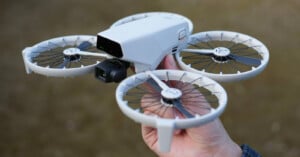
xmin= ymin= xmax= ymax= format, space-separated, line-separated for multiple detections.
xmin=213 ymin=142 xmax=242 ymax=157
xmin=193 ymin=139 xmax=242 ymax=157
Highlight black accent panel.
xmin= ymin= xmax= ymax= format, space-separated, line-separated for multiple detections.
xmin=97 ymin=35 xmax=123 ymax=58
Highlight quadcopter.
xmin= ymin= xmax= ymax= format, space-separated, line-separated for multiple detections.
xmin=22 ymin=12 xmax=269 ymax=152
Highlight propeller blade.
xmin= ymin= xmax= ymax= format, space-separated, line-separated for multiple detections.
xmin=77 ymin=41 xmax=93 ymax=51
xmin=147 ymin=78 xmax=194 ymax=118
xmin=57 ymin=59 xmax=69 ymax=69
xmin=146 ymin=72 xmax=194 ymax=118
xmin=172 ymin=99 xmax=194 ymax=118
xmin=229 ymin=54 xmax=261 ymax=66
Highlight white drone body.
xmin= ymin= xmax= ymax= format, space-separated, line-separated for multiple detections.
xmin=97 ymin=15 xmax=190 ymax=72
xmin=21 ymin=12 xmax=269 ymax=152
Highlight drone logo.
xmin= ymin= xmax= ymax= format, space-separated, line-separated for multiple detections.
xmin=22 ymin=12 xmax=269 ymax=152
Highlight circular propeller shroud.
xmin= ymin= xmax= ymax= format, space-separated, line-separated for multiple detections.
xmin=116 ymin=70 xmax=227 ymax=152
xmin=22 ymin=35 xmax=111 ymax=77
xmin=176 ymin=31 xmax=270 ymax=82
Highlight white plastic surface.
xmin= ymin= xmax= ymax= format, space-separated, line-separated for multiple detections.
xmin=110 ymin=12 xmax=194 ymax=34
xmin=99 ymin=15 xmax=190 ymax=73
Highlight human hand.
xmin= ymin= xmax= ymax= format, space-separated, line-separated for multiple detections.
xmin=141 ymin=55 xmax=242 ymax=157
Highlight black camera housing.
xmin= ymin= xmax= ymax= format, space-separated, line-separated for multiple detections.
xmin=95 ymin=59 xmax=130 ymax=83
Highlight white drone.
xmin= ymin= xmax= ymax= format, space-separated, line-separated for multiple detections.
xmin=22 ymin=12 xmax=269 ymax=152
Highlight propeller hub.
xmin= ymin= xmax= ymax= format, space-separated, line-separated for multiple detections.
xmin=213 ymin=47 xmax=230 ymax=57
xmin=211 ymin=47 xmax=231 ymax=63
xmin=63 ymin=48 xmax=81 ymax=61
xmin=161 ymin=88 xmax=182 ymax=99
xmin=161 ymin=88 xmax=182 ymax=106
xmin=63 ymin=48 xmax=80 ymax=55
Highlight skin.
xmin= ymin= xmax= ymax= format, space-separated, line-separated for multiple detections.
xmin=140 ymin=55 xmax=242 ymax=157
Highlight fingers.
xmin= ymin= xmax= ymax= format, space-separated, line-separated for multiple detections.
xmin=141 ymin=124 xmax=158 ymax=149
xmin=138 ymin=55 xmax=181 ymax=117
xmin=157 ymin=55 xmax=211 ymax=116
xmin=177 ymin=83 xmax=212 ymax=115
xmin=139 ymin=54 xmax=178 ymax=92
xmin=141 ymin=80 xmax=211 ymax=118
xmin=141 ymin=56 xmax=211 ymax=119
xmin=141 ymin=94 xmax=180 ymax=119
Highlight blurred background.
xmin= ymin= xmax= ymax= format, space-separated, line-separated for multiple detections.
xmin=0 ymin=0 xmax=299 ymax=156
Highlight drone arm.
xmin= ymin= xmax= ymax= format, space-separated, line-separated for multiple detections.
xmin=76 ymin=51 xmax=113 ymax=58
xmin=181 ymin=48 xmax=214 ymax=54
xmin=146 ymin=71 xmax=169 ymax=90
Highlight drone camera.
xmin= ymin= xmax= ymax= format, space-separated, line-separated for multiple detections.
xmin=95 ymin=59 xmax=130 ymax=83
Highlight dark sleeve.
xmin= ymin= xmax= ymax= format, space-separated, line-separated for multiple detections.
xmin=241 ymin=144 xmax=262 ymax=157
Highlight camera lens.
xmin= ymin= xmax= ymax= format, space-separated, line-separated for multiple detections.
xmin=95 ymin=66 xmax=109 ymax=82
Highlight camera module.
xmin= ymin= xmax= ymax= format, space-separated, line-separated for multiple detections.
xmin=95 ymin=59 xmax=130 ymax=83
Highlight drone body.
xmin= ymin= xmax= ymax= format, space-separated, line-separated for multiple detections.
xmin=22 ymin=12 xmax=269 ymax=152
xmin=97 ymin=15 xmax=189 ymax=72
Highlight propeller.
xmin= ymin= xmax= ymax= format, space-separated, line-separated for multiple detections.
xmin=146 ymin=72 xmax=194 ymax=118
xmin=171 ymin=99 xmax=194 ymax=118
xmin=77 ymin=41 xmax=93 ymax=50
xmin=57 ymin=41 xmax=93 ymax=69
xmin=182 ymin=48 xmax=261 ymax=67
xmin=57 ymin=59 xmax=70 ymax=69
xmin=228 ymin=54 xmax=261 ymax=66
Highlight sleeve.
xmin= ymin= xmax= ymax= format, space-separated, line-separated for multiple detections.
xmin=241 ymin=144 xmax=262 ymax=157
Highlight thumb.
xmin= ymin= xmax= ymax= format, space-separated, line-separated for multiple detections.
xmin=158 ymin=54 xmax=179 ymax=70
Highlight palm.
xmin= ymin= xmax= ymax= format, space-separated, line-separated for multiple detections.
xmin=143 ymin=127 xmax=225 ymax=157
xmin=141 ymin=85 xmax=230 ymax=157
